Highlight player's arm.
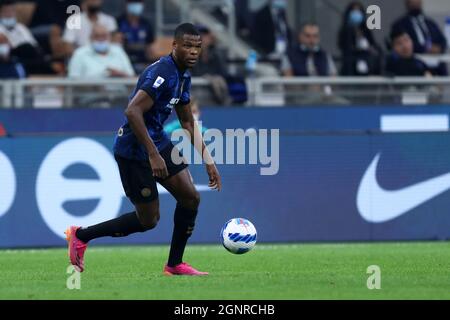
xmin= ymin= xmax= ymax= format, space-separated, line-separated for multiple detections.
xmin=175 ymin=102 xmax=222 ymax=191
xmin=125 ymin=90 xmax=168 ymax=179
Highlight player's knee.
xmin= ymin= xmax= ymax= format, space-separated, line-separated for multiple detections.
xmin=192 ymin=190 xmax=201 ymax=208
xmin=143 ymin=215 xmax=159 ymax=230
xmin=181 ymin=191 xmax=200 ymax=210
xmin=136 ymin=209 xmax=160 ymax=231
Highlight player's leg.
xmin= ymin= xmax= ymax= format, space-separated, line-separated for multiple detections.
xmin=65 ymin=201 xmax=159 ymax=272
xmin=74 ymin=155 xmax=160 ymax=242
xmin=74 ymin=200 xmax=159 ymax=243
xmin=162 ymin=168 xmax=200 ymax=266
xmin=159 ymin=168 xmax=208 ymax=275
xmin=65 ymin=155 xmax=160 ymax=272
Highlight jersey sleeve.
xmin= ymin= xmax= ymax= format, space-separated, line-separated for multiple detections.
xmin=139 ymin=63 xmax=170 ymax=101
xmin=179 ymin=76 xmax=191 ymax=105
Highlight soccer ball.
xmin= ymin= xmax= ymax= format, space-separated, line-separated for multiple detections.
xmin=221 ymin=218 xmax=257 ymax=254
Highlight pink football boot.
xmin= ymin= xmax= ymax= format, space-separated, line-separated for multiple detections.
xmin=64 ymin=226 xmax=88 ymax=272
xmin=163 ymin=262 xmax=209 ymax=276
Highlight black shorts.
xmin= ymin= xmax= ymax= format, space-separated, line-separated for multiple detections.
xmin=114 ymin=143 xmax=188 ymax=204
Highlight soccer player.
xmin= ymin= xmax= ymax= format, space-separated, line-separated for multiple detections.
xmin=65 ymin=23 xmax=221 ymax=276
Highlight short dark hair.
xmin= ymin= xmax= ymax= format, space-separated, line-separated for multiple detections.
xmin=390 ymin=28 xmax=408 ymax=42
xmin=174 ymin=23 xmax=200 ymax=40
xmin=0 ymin=0 xmax=16 ymax=9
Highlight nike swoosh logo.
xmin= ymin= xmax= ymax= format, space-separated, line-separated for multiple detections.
xmin=357 ymin=153 xmax=450 ymax=223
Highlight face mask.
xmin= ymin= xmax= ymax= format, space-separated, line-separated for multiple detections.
xmin=0 ymin=17 xmax=16 ymax=29
xmin=409 ymin=8 xmax=423 ymax=17
xmin=349 ymin=10 xmax=364 ymax=26
xmin=87 ymin=5 xmax=101 ymax=15
xmin=300 ymin=44 xmax=320 ymax=53
xmin=0 ymin=44 xmax=10 ymax=57
xmin=127 ymin=2 xmax=144 ymax=16
xmin=92 ymin=40 xmax=110 ymax=53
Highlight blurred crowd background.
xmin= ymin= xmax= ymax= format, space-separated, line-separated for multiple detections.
xmin=0 ymin=0 xmax=450 ymax=108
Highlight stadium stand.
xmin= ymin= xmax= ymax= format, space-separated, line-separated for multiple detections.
xmin=0 ymin=0 xmax=448 ymax=107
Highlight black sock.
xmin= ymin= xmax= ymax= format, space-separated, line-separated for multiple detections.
xmin=75 ymin=212 xmax=147 ymax=243
xmin=167 ymin=205 xmax=198 ymax=267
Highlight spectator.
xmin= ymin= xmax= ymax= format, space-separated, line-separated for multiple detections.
xmin=63 ymin=0 xmax=117 ymax=56
xmin=29 ymin=0 xmax=81 ymax=59
xmin=68 ymin=24 xmax=134 ymax=79
xmin=385 ymin=29 xmax=431 ymax=77
xmin=281 ymin=23 xmax=350 ymax=105
xmin=191 ymin=26 xmax=231 ymax=105
xmin=282 ymin=23 xmax=337 ymax=77
xmin=0 ymin=32 xmax=25 ymax=78
xmin=68 ymin=24 xmax=134 ymax=107
xmin=391 ymin=0 xmax=447 ymax=75
xmin=248 ymin=0 xmax=292 ymax=57
xmin=338 ymin=1 xmax=383 ymax=76
xmin=0 ymin=0 xmax=59 ymax=75
xmin=0 ymin=0 xmax=36 ymax=49
xmin=116 ymin=0 xmax=155 ymax=73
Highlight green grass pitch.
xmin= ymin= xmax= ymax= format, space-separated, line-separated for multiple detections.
xmin=0 ymin=242 xmax=449 ymax=300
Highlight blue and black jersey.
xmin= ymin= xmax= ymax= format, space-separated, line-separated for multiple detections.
xmin=113 ymin=54 xmax=191 ymax=160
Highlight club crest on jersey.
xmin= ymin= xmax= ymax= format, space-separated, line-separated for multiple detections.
xmin=152 ymin=76 xmax=165 ymax=88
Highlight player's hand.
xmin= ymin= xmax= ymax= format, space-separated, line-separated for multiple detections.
xmin=206 ymin=163 xmax=221 ymax=191
xmin=149 ymin=153 xmax=168 ymax=179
